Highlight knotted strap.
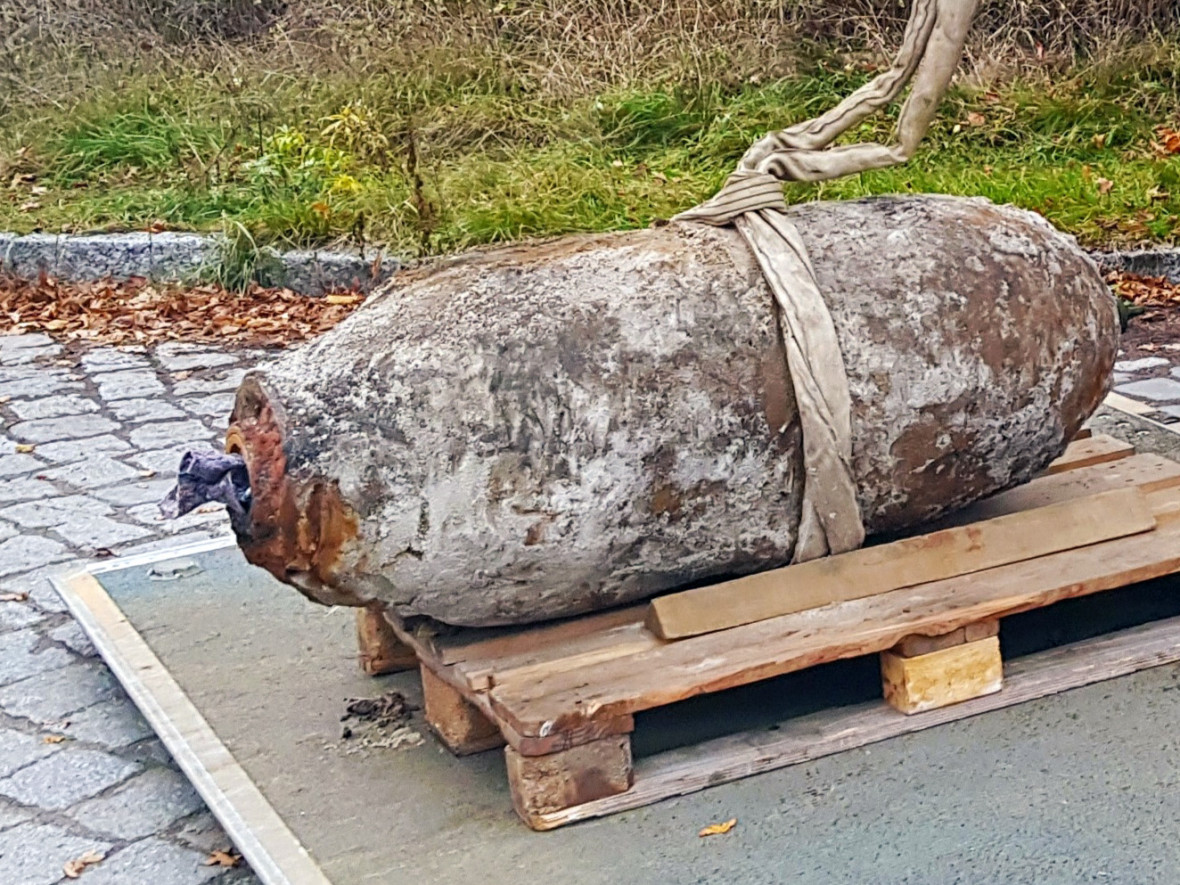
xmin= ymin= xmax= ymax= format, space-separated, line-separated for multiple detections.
xmin=673 ymin=0 xmax=979 ymax=561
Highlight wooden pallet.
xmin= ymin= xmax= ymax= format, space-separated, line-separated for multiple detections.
xmin=357 ymin=434 xmax=1180 ymax=829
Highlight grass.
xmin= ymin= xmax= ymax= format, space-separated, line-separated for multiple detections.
xmin=1 ymin=2 xmax=1178 ymax=259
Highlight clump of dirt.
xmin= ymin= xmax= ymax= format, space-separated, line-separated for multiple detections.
xmin=341 ymin=690 xmax=415 ymax=732
xmin=331 ymin=690 xmax=423 ymax=753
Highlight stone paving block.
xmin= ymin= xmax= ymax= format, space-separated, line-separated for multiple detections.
xmin=1114 ymin=356 xmax=1170 ymax=372
xmin=0 ymin=632 xmax=73 ymax=693
xmin=0 ymin=800 xmax=31 ymax=831
xmin=0 ymin=728 xmax=65 ymax=778
xmin=56 ymin=514 xmax=154 ymax=550
xmin=37 ymin=456 xmax=143 ymax=491
xmin=0 ymin=536 xmax=71 ymax=577
xmin=68 ymin=767 xmax=205 ymax=840
xmin=0 ymin=821 xmax=112 ymax=885
xmin=34 ymin=434 xmax=132 ymax=462
xmin=0 ymin=598 xmax=45 ymax=632
xmin=5 ymin=570 xmax=74 ymax=615
xmin=0 ymin=662 xmax=120 ymax=722
xmin=0 ymin=630 xmax=73 ymax=687
xmin=0 ymin=519 xmax=17 ymax=543
xmin=128 ymin=502 xmax=225 ymax=529
xmin=0 ymin=333 xmax=55 ymax=353
xmin=94 ymin=369 xmax=166 ymax=401
xmin=173 ymin=368 xmax=248 ymax=396
xmin=0 ymin=495 xmax=111 ymax=529
xmin=127 ymin=448 xmax=189 ymax=477
xmin=0 ymin=454 xmax=42 ymax=477
xmin=0 ymin=344 xmax=61 ymax=367
xmin=52 ymin=697 xmax=153 ymax=749
xmin=0 ymin=747 xmax=140 ymax=810
xmin=171 ymin=811 xmax=233 ymax=855
xmin=8 ymin=395 xmax=99 ymax=421
xmin=0 ymin=368 xmax=83 ymax=400
xmin=115 ymin=530 xmax=228 ymax=559
xmin=93 ymin=479 xmax=175 ymax=507
xmin=79 ymin=836 xmax=220 ymax=885
xmin=129 ymin=419 xmax=216 ymax=451
xmin=179 ymin=392 xmax=237 ymax=419
xmin=0 ymin=476 xmax=59 ymax=504
xmin=156 ymin=343 xmax=240 ymax=372
xmin=48 ymin=621 xmax=97 ymax=659
xmin=109 ymin=397 xmax=187 ymax=423
xmin=80 ymin=348 xmax=151 ymax=373
xmin=1115 ymin=377 xmax=1180 ymax=402
xmin=8 ymin=414 xmax=119 ymax=444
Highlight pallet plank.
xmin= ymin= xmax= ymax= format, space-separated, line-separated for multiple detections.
xmin=527 ymin=614 xmax=1180 ymax=829
xmin=648 ymin=486 xmax=1155 ymax=641
xmin=490 ymin=488 xmax=1180 ymax=737
xmin=1045 ymin=433 xmax=1134 ymax=474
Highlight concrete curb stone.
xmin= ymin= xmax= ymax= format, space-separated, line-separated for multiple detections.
xmin=0 ymin=231 xmax=398 ymax=295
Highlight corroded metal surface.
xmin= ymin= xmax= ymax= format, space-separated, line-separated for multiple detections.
xmin=227 ymin=195 xmax=1118 ymax=627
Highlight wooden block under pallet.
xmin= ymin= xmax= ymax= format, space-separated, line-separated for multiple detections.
xmin=506 ymin=736 xmax=633 ymax=824
xmin=420 ymin=665 xmax=505 ymax=755
xmin=881 ymin=635 xmax=1004 ymax=714
xmin=356 ymin=607 xmax=419 ymax=676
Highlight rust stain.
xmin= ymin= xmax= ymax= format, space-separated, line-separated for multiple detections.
xmin=226 ymin=373 xmax=362 ymax=607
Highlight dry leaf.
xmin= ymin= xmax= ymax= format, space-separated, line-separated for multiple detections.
xmin=15 ymin=443 xmax=35 ymax=453
xmin=63 ymin=849 xmax=105 ymax=878
xmin=139 ymin=469 xmax=157 ymax=478
xmin=698 ymin=817 xmax=737 ymax=837
xmin=19 ymin=200 xmax=41 ymax=212
xmin=325 ymin=293 xmax=363 ymax=306
xmin=204 ymin=850 xmax=242 ymax=868
xmin=1096 ymin=178 xmax=1114 ymax=195
xmin=0 ymin=592 xmax=29 ymax=602
xmin=965 ymin=111 xmax=986 ymax=127
xmin=44 ymin=734 xmax=68 ymax=743
xmin=1156 ymin=126 xmax=1180 ymax=155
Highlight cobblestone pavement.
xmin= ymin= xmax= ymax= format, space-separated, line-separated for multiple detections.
xmin=0 ymin=333 xmax=262 ymax=885
xmin=1111 ymin=352 xmax=1180 ymax=424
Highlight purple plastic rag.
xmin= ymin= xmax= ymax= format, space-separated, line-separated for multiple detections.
xmin=159 ymin=451 xmax=252 ymax=530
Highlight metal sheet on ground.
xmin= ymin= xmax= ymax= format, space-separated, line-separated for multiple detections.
xmin=63 ymin=541 xmax=1180 ymax=885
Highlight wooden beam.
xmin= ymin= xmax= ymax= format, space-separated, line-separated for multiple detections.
xmin=1045 ymin=434 xmax=1134 ymax=474
xmin=647 ymin=486 xmax=1156 ymax=641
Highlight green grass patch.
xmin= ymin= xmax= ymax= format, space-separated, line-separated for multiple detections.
xmin=2 ymin=46 xmax=1178 ymax=255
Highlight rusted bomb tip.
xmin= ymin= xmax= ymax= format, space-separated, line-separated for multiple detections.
xmin=226 ymin=373 xmax=362 ymax=608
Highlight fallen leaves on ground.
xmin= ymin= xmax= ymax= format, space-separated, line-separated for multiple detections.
xmin=1107 ymin=270 xmax=1180 ymax=312
xmin=0 ymin=272 xmax=367 ymax=349
xmin=14 ymin=443 xmax=35 ymax=453
xmin=0 ymin=592 xmax=29 ymax=602
xmin=63 ymin=849 xmax=105 ymax=878
xmin=204 ymin=850 xmax=243 ymax=868
xmin=43 ymin=734 xmax=68 ymax=744
xmin=698 ymin=818 xmax=738 ymax=837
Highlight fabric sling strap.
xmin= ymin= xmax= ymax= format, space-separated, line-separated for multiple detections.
xmin=674 ymin=0 xmax=979 ymax=562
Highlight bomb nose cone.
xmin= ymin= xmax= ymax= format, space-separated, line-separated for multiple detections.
xmin=226 ymin=373 xmax=361 ymax=607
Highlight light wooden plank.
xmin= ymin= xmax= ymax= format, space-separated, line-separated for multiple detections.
xmin=648 ymin=486 xmax=1156 ymax=641
xmin=53 ymin=572 xmax=331 ymax=885
xmin=1045 ymin=434 xmax=1134 ymax=474
xmin=527 ymin=614 xmax=1180 ymax=829
xmin=491 ymin=487 xmax=1180 ymax=737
